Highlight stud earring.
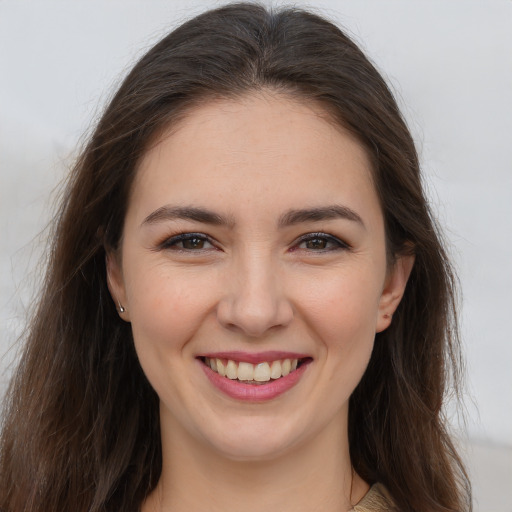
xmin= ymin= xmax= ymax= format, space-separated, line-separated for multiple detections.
xmin=383 ymin=313 xmax=392 ymax=320
xmin=106 ymin=272 xmax=125 ymax=314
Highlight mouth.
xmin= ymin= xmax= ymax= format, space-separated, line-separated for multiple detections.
xmin=197 ymin=354 xmax=312 ymax=401
xmin=199 ymin=356 xmax=311 ymax=385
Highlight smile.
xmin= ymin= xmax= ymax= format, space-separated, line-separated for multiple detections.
xmin=203 ymin=357 xmax=303 ymax=384
xmin=198 ymin=353 xmax=312 ymax=401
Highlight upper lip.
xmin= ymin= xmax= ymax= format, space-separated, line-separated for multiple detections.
xmin=197 ymin=350 xmax=310 ymax=364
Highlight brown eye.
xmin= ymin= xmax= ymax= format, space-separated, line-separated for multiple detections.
xmin=295 ymin=232 xmax=349 ymax=252
xmin=305 ymin=238 xmax=328 ymax=250
xmin=160 ymin=233 xmax=215 ymax=251
xmin=182 ymin=237 xmax=207 ymax=249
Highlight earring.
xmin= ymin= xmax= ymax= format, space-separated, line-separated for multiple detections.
xmin=384 ymin=313 xmax=392 ymax=320
xmin=106 ymin=272 xmax=125 ymax=314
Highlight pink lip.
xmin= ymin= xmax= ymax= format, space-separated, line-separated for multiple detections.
xmin=199 ymin=358 xmax=311 ymax=402
xmin=197 ymin=350 xmax=309 ymax=364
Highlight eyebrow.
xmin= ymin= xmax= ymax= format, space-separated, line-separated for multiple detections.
xmin=141 ymin=206 xmax=235 ymax=228
xmin=278 ymin=205 xmax=365 ymax=229
xmin=141 ymin=204 xmax=364 ymax=229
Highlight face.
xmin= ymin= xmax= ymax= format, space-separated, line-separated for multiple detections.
xmin=108 ymin=93 xmax=412 ymax=461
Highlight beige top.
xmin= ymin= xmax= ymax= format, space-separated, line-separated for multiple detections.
xmin=350 ymin=483 xmax=397 ymax=511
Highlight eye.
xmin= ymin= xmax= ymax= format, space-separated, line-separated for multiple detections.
xmin=159 ymin=233 xmax=216 ymax=251
xmin=294 ymin=232 xmax=349 ymax=252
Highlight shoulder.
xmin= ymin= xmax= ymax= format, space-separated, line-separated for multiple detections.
xmin=351 ymin=483 xmax=398 ymax=512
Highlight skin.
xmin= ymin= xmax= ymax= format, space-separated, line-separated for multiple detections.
xmin=108 ymin=92 xmax=413 ymax=512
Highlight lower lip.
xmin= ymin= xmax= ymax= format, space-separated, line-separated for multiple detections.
xmin=200 ymin=360 xmax=310 ymax=402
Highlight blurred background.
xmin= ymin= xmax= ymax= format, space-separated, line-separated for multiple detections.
xmin=1 ymin=1 xmax=511 ymax=509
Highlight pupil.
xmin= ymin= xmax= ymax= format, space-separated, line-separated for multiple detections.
xmin=184 ymin=238 xmax=203 ymax=249
xmin=307 ymin=238 xmax=326 ymax=249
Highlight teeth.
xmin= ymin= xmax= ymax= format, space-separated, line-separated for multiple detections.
xmin=216 ymin=358 xmax=226 ymax=377
xmin=226 ymin=360 xmax=238 ymax=380
xmin=205 ymin=357 xmax=301 ymax=382
xmin=270 ymin=360 xmax=282 ymax=379
xmin=282 ymin=359 xmax=291 ymax=376
xmin=254 ymin=362 xmax=271 ymax=382
xmin=237 ymin=362 xmax=254 ymax=381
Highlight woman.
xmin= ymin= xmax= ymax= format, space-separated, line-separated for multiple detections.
xmin=0 ymin=3 xmax=471 ymax=511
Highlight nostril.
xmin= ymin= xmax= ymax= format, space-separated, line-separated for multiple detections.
xmin=216 ymin=283 xmax=294 ymax=337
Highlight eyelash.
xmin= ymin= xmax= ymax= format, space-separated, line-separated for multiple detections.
xmin=158 ymin=232 xmax=216 ymax=252
xmin=293 ymin=232 xmax=350 ymax=252
xmin=157 ymin=231 xmax=350 ymax=253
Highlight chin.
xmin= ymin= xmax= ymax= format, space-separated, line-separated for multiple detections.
xmin=209 ymin=435 xmax=296 ymax=462
xmin=200 ymin=415 xmax=304 ymax=462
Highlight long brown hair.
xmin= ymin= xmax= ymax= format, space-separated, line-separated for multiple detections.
xmin=0 ymin=4 xmax=471 ymax=511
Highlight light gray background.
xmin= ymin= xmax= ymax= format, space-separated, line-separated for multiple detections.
xmin=1 ymin=1 xmax=511 ymax=510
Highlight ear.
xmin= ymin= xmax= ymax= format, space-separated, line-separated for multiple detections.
xmin=376 ymin=253 xmax=415 ymax=333
xmin=106 ymin=252 xmax=130 ymax=322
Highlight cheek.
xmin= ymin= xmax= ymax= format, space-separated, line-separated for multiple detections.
xmin=284 ymin=267 xmax=383 ymax=424
xmin=294 ymin=267 xmax=382 ymax=386
xmin=126 ymin=264 xmax=219 ymax=357
xmin=125 ymin=265 xmax=222 ymax=409
xmin=298 ymin=267 xmax=382 ymax=336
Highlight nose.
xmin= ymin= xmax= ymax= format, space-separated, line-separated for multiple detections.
xmin=216 ymin=255 xmax=294 ymax=338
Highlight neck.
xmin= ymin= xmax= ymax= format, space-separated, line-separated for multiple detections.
xmin=143 ymin=408 xmax=369 ymax=512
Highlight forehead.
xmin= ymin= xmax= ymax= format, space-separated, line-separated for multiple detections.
xmin=129 ymin=93 xmax=379 ymax=224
